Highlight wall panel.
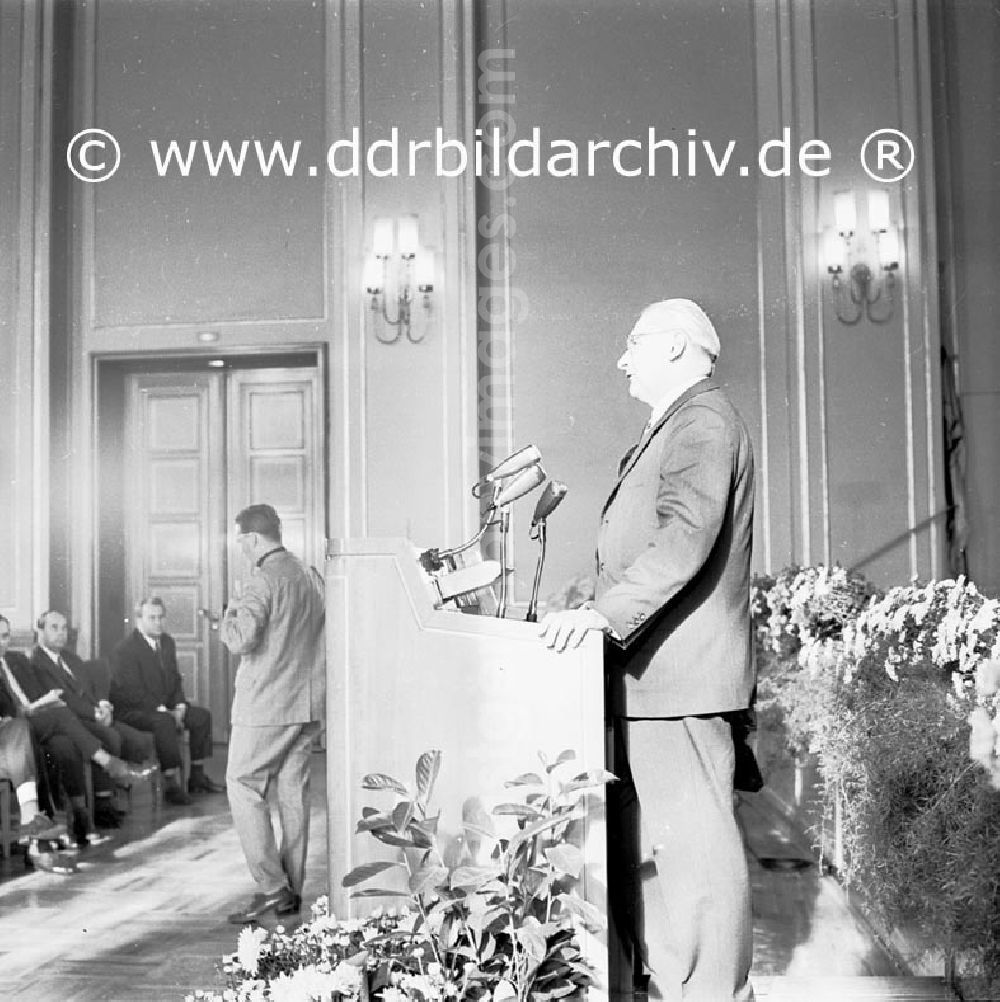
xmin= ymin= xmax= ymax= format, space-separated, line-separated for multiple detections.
xmin=91 ymin=0 xmax=327 ymax=328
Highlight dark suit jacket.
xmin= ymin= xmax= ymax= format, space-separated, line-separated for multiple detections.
xmin=29 ymin=646 xmax=103 ymax=722
xmin=0 ymin=664 xmax=19 ymax=719
xmin=109 ymin=630 xmax=186 ymax=715
xmin=594 ymin=378 xmax=755 ymax=718
xmin=5 ymin=649 xmax=54 ymax=705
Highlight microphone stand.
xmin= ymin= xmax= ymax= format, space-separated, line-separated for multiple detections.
xmin=525 ymin=519 xmax=547 ymax=623
xmin=496 ymin=508 xmax=511 ymax=618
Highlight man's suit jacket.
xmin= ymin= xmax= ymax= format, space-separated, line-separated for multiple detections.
xmin=594 ymin=378 xmax=755 ymax=718
xmin=3 ymin=650 xmax=50 ymax=705
xmin=0 ymin=661 xmax=19 ymax=719
xmin=109 ymin=630 xmax=186 ymax=715
xmin=221 ymin=548 xmax=326 ymax=727
xmin=29 ymin=647 xmax=103 ymax=722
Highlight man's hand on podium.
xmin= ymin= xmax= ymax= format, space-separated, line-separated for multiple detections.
xmin=539 ymin=606 xmax=612 ymax=652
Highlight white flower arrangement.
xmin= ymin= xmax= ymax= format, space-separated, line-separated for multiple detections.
xmin=753 ymin=567 xmax=1000 ymax=785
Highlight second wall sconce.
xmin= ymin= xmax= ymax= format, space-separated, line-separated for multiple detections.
xmin=823 ymin=190 xmax=900 ymax=326
xmin=363 ymin=215 xmax=435 ymax=344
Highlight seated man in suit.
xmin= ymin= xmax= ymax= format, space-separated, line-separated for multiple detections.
xmin=110 ymin=596 xmax=224 ymax=805
xmin=1 ymin=613 xmax=152 ymax=846
xmin=1 ymin=679 xmax=66 ymax=844
xmin=31 ymin=610 xmax=156 ymax=828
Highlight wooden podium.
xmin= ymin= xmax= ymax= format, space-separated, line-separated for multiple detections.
xmin=325 ymin=537 xmax=608 ymax=998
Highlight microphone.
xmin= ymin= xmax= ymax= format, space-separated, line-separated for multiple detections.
xmin=486 ymin=445 xmax=541 ymax=483
xmin=495 ymin=464 xmax=546 ymax=507
xmin=530 ymin=480 xmax=568 ymax=528
xmin=472 ymin=445 xmax=542 ymax=497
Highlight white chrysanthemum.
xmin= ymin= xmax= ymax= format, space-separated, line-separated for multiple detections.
xmin=236 ymin=927 xmax=268 ymax=976
xmin=329 ymin=960 xmax=363 ymax=995
xmin=976 ymin=661 xmax=1000 ymax=699
xmin=268 ymin=965 xmax=354 ymax=1002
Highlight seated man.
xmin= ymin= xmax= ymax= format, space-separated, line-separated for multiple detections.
xmin=29 ymin=610 xmax=156 ymax=829
xmin=1 ymin=614 xmax=151 ymax=847
xmin=110 ymin=596 xmax=224 ymax=805
xmin=1 ymin=683 xmax=65 ymax=844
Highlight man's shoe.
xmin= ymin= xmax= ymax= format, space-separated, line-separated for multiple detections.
xmin=227 ymin=887 xmax=295 ymax=924
xmin=188 ymin=773 xmax=226 ymax=794
xmin=104 ymin=756 xmax=156 ymax=785
xmin=27 ymin=845 xmax=77 ymax=875
xmin=164 ymin=784 xmax=192 ymax=806
xmin=84 ymin=830 xmax=113 ymax=847
xmin=275 ymin=892 xmax=302 ymax=917
xmin=17 ymin=814 xmax=66 ymax=844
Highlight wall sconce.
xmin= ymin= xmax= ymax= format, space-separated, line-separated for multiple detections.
xmin=363 ymin=215 xmax=435 ymax=344
xmin=823 ymin=190 xmax=900 ymax=326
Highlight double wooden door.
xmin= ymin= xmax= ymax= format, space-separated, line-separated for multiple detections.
xmin=123 ymin=366 xmax=324 ymax=741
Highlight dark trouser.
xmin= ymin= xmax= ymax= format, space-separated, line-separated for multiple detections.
xmin=0 ymin=717 xmax=35 ymax=787
xmin=608 ymin=715 xmax=754 ymax=1002
xmin=43 ymin=732 xmax=88 ymax=799
xmin=24 ymin=706 xmax=103 ymax=801
xmin=29 ymin=706 xmax=103 ymax=760
xmin=117 ymin=705 xmax=212 ymax=772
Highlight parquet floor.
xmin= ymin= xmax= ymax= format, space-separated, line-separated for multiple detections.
xmin=0 ymin=753 xmax=957 ymax=1001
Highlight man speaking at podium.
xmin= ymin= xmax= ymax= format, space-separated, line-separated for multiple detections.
xmin=540 ymin=299 xmax=755 ymax=1002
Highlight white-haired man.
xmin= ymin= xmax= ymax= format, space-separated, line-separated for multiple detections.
xmin=541 ymin=299 xmax=756 ymax=1001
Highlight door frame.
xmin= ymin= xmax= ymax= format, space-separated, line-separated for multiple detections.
xmin=90 ymin=344 xmax=329 ymax=672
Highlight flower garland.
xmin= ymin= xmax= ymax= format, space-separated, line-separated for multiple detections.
xmin=752 ymin=567 xmax=1000 ymax=785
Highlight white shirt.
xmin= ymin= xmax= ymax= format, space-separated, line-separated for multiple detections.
xmin=40 ymin=645 xmax=71 ymax=674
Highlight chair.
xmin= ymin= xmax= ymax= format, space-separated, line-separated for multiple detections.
xmin=0 ymin=779 xmax=15 ymax=859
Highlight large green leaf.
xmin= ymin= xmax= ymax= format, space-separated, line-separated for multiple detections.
xmin=342 ymin=859 xmax=406 ymax=887
xmin=504 ymin=772 xmax=544 ymax=788
xmin=554 ymin=893 xmax=605 ymax=929
xmin=356 ymin=813 xmax=394 ymax=833
xmin=393 ymin=800 xmax=415 ymax=834
xmin=371 ymin=829 xmax=420 ymax=849
xmin=409 ymin=864 xmax=448 ymax=895
xmin=492 ymin=803 xmax=542 ymax=820
xmin=350 ymin=887 xmax=410 ymax=898
xmin=413 ymin=813 xmax=440 ymax=838
xmin=361 ymin=772 xmax=408 ymax=795
xmin=416 ymin=750 xmax=442 ymax=807
xmin=508 ymin=809 xmax=585 ymax=854
xmin=515 ymin=926 xmax=548 ymax=964
xmin=451 ymin=864 xmax=503 ymax=890
xmin=546 ymin=749 xmax=577 ymax=774
xmin=562 ymin=769 xmax=617 ymax=794
xmin=544 ymin=843 xmax=584 ymax=879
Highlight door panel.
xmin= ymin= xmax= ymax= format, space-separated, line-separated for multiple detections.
xmin=227 ymin=369 xmax=323 ymax=569
xmin=122 ymin=364 xmax=324 ymax=743
xmin=125 ymin=375 xmax=222 ymax=720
